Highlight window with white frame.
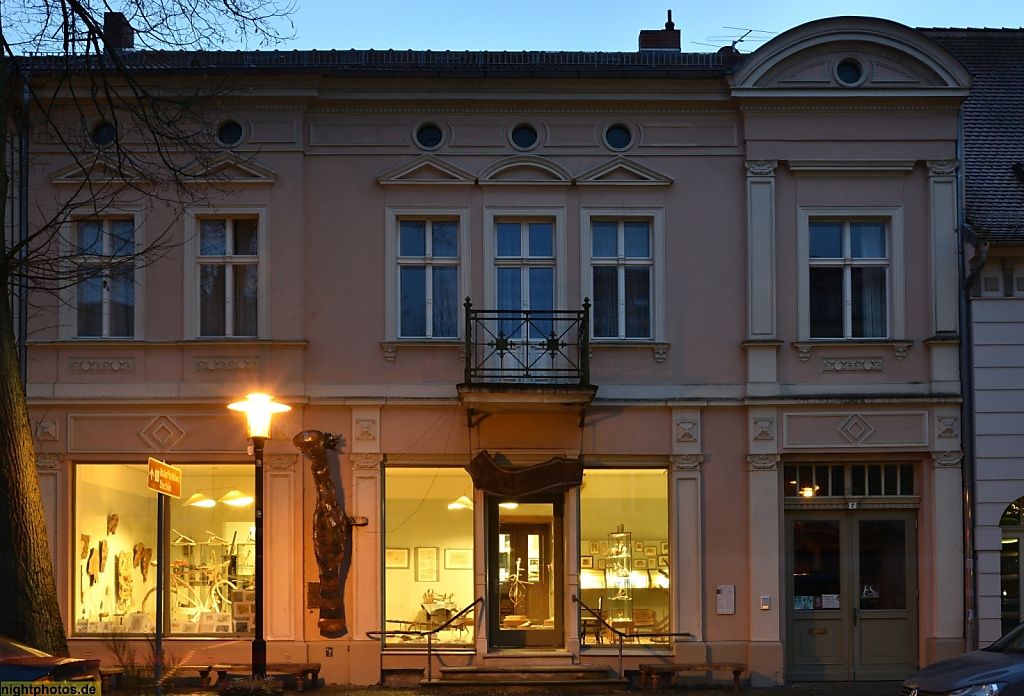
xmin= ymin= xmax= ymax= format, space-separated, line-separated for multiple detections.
xmin=808 ymin=220 xmax=888 ymax=339
xmin=581 ymin=208 xmax=665 ymax=343
xmin=798 ymin=208 xmax=904 ymax=342
xmin=72 ymin=217 xmax=137 ymax=338
xmin=191 ymin=215 xmax=261 ymax=338
xmin=399 ymin=219 xmax=460 ymax=338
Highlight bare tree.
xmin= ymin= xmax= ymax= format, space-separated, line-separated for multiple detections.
xmin=1 ymin=0 xmax=295 ymax=655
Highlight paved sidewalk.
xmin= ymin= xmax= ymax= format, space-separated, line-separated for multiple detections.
xmin=261 ymin=682 xmax=903 ymax=696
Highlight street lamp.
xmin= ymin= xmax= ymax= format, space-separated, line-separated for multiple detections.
xmin=228 ymin=393 xmax=291 ymax=678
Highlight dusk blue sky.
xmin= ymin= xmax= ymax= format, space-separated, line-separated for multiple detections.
xmin=280 ymin=0 xmax=1022 ymax=52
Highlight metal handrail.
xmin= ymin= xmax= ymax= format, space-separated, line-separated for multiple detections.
xmin=573 ymin=594 xmax=694 ymax=678
xmin=366 ymin=597 xmax=483 ymax=682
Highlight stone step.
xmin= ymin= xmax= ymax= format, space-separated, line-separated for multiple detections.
xmin=422 ymin=665 xmax=628 ymax=689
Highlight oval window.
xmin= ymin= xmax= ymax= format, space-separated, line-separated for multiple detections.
xmin=511 ymin=123 xmax=538 ymax=150
xmin=91 ymin=122 xmax=117 ymax=147
xmin=415 ymin=123 xmax=444 ymax=149
xmin=217 ymin=120 xmax=244 ymax=146
xmin=836 ymin=58 xmax=864 ymax=86
xmin=605 ymin=123 xmax=633 ymax=150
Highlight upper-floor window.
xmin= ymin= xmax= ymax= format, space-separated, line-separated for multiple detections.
xmin=185 ymin=209 xmax=266 ymax=339
xmin=73 ymin=217 xmax=137 ymax=338
xmin=798 ymin=208 xmax=904 ymax=343
xmin=399 ymin=219 xmax=459 ymax=338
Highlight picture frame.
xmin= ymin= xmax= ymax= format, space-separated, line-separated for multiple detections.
xmin=126 ymin=612 xmax=148 ymax=633
xmin=415 ymin=546 xmax=439 ymax=582
xmin=385 ymin=548 xmax=410 ymax=569
xmin=600 ymin=541 xmax=608 ymax=555
xmin=597 ymin=558 xmax=606 ymax=570
xmin=589 ymin=541 xmax=600 ymax=554
xmin=644 ymin=545 xmax=657 ymax=557
xmin=661 ymin=541 xmax=670 ymax=555
xmin=634 ymin=558 xmax=647 ymax=569
xmin=581 ymin=555 xmax=594 ymax=569
xmin=658 ymin=555 xmax=669 ymax=568
xmin=634 ymin=541 xmax=644 ymax=553
xmin=444 ymin=548 xmax=473 ymax=570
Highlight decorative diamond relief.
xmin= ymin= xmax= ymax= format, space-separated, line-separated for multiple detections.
xmin=753 ymin=418 xmax=775 ymax=441
xmin=675 ymin=420 xmax=697 ymax=443
xmin=138 ymin=416 xmax=188 ymax=452
xmin=838 ymin=414 xmax=875 ymax=444
xmin=36 ymin=421 xmax=58 ymax=441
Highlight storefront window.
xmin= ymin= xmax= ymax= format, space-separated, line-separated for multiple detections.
xmin=383 ymin=468 xmax=475 ymax=646
xmin=579 ymin=468 xmax=669 ymax=645
xmin=74 ymin=463 xmax=255 ymax=636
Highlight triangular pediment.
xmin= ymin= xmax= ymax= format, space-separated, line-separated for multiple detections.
xmin=478 ymin=155 xmax=571 ymax=186
xmin=377 ymin=154 xmax=476 ymax=185
xmin=49 ymin=155 xmax=146 ymax=185
xmin=576 ymin=156 xmax=673 ymax=186
xmin=182 ymin=153 xmax=276 ymax=185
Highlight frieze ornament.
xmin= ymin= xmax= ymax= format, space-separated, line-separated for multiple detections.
xmin=747 ymin=454 xmax=781 ymax=470
xmin=670 ymin=454 xmax=704 ymax=470
xmin=193 ymin=357 xmax=258 ymax=372
xmin=70 ymin=358 xmax=134 ymax=373
xmin=822 ymin=358 xmax=883 ymax=373
xmin=927 ymin=160 xmax=959 ymax=176
xmin=36 ymin=453 xmax=64 ymax=468
xmin=266 ymin=455 xmax=297 ymax=470
xmin=745 ymin=160 xmax=778 ymax=176
xmin=350 ymin=453 xmax=384 ymax=469
xmin=932 ymin=451 xmax=963 ymax=468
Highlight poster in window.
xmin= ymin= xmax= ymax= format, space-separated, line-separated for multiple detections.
xmin=416 ymin=547 xmax=438 ymax=582
xmin=385 ymin=548 xmax=410 ymax=569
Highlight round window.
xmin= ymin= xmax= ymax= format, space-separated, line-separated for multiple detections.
xmin=217 ymin=120 xmax=244 ymax=146
xmin=415 ymin=123 xmax=444 ymax=149
xmin=90 ymin=122 xmax=117 ymax=147
xmin=835 ymin=58 xmax=865 ymax=86
xmin=511 ymin=123 xmax=538 ymax=150
xmin=604 ymin=123 xmax=633 ymax=150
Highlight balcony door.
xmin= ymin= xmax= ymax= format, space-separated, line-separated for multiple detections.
xmin=487 ymin=493 xmax=563 ymax=647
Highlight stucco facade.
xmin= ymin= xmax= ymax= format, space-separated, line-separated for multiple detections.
xmin=16 ymin=16 xmax=971 ymax=685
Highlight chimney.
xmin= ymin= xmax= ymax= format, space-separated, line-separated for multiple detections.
xmin=104 ymin=12 xmax=135 ymax=50
xmin=639 ymin=10 xmax=681 ymax=52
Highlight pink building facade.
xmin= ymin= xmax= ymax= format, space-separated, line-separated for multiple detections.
xmin=18 ymin=16 xmax=971 ymax=686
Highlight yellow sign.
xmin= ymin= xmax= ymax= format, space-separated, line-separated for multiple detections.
xmin=147 ymin=457 xmax=182 ymax=498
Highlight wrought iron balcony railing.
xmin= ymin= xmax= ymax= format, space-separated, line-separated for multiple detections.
xmin=462 ymin=298 xmax=591 ymax=386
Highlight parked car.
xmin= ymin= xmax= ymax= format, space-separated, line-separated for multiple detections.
xmin=0 ymin=635 xmax=100 ymax=683
xmin=903 ymin=622 xmax=1024 ymax=696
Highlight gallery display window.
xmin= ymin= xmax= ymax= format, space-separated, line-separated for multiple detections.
xmin=73 ymin=463 xmax=255 ymax=636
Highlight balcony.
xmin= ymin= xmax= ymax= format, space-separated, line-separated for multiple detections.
xmin=457 ymin=299 xmax=597 ymax=413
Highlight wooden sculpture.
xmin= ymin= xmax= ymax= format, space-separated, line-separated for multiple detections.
xmin=293 ymin=430 xmax=349 ymax=635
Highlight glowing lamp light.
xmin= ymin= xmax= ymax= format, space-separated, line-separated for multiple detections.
xmin=800 ymin=486 xmax=817 ymax=498
xmin=183 ymin=493 xmax=216 ymax=508
xmin=448 ymin=495 xmax=474 ymax=510
xmin=227 ymin=393 xmax=291 ymax=440
xmin=219 ymin=490 xmax=255 ymax=506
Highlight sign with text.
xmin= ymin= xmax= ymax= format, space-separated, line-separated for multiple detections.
xmin=147 ymin=457 xmax=182 ymax=498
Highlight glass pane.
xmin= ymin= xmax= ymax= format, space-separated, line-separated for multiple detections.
xmin=528 ymin=223 xmax=553 ymax=258
xmin=529 ymin=268 xmax=554 ymax=339
xmin=859 ymin=520 xmax=906 ymax=610
xmin=400 ymin=266 xmax=426 ymax=337
xmin=883 ymin=465 xmax=897 ymax=495
xmin=497 ymin=268 xmax=522 ymax=338
xmin=792 ymin=520 xmax=841 ymax=610
xmin=832 ymin=466 xmax=845 ymax=497
xmin=623 ymin=222 xmax=650 ymax=258
xmin=200 ymin=220 xmax=227 ymax=256
xmin=592 ymin=222 xmax=617 ymax=258
xmin=900 ymin=465 xmax=914 ymax=495
xmin=108 ymin=267 xmax=135 ymax=337
xmin=432 ymin=266 xmax=458 ymax=338
xmin=497 ymin=223 xmax=521 ymax=258
xmin=624 ymin=267 xmax=650 ymax=338
xmin=809 ymin=222 xmax=842 ymax=258
xmin=432 ymin=221 xmax=458 ymax=258
xmin=110 ymin=220 xmax=135 ymax=256
xmin=809 ymin=267 xmax=843 ymax=338
xmin=815 ymin=466 xmax=829 ymax=496
xmin=76 ymin=220 xmax=103 ymax=255
xmin=592 ymin=267 xmax=618 ymax=338
xmin=499 ymin=502 xmax=554 ymax=630
xmin=867 ymin=465 xmax=882 ymax=496
xmin=383 ymin=468 xmax=475 ymax=646
xmin=76 ymin=272 xmax=103 ymax=337
xmin=233 ymin=219 xmax=258 ymax=256
xmin=400 ymin=220 xmax=426 ymax=257
xmin=851 ymin=465 xmax=866 ymax=496
xmin=851 ymin=267 xmax=887 ymax=338
xmin=199 ymin=265 xmax=226 ymax=336
xmin=851 ymin=222 xmax=886 ymax=258
xmin=784 ymin=466 xmax=798 ymax=497
xmin=233 ymin=264 xmax=258 ymax=337
xmin=579 ymin=469 xmax=669 ymax=645
xmin=1002 ymin=501 xmax=1022 ymax=527
xmin=1002 ymin=538 xmax=1021 ymax=635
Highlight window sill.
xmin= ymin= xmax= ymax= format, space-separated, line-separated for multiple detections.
xmin=791 ymin=340 xmax=912 ymax=362
xmin=381 ymin=340 xmax=462 ymax=363
xmin=591 ymin=341 xmax=670 ymax=363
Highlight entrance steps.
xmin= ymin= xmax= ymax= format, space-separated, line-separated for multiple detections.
xmin=421 ymin=664 xmax=628 ymax=690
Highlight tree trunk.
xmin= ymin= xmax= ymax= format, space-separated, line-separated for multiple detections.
xmin=0 ymin=256 xmax=69 ymax=656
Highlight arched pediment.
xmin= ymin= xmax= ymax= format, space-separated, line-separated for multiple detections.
xmin=478 ymin=155 xmax=572 ymax=186
xmin=49 ymin=155 xmax=145 ymax=185
xmin=576 ymin=156 xmax=673 ymax=186
xmin=377 ymin=154 xmax=475 ymax=185
xmin=181 ymin=153 xmax=276 ymax=185
xmin=731 ymin=17 xmax=971 ymax=94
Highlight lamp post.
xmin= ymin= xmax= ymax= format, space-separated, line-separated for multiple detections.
xmin=228 ymin=393 xmax=291 ymax=678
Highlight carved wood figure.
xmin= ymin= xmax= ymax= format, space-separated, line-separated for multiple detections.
xmin=293 ymin=430 xmax=348 ymax=635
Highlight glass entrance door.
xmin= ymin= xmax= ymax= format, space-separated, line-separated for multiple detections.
xmin=487 ymin=494 xmax=563 ymax=647
xmin=786 ymin=510 xmax=917 ymax=681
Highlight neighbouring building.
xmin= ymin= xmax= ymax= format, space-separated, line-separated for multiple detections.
xmin=12 ymin=14 xmax=973 ymax=686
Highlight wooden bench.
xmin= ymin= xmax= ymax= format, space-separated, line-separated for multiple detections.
xmin=178 ymin=664 xmax=215 ymax=688
xmin=638 ymin=662 xmax=747 ymax=691
xmin=212 ymin=663 xmax=322 ymax=691
xmin=99 ymin=666 xmax=124 ymax=690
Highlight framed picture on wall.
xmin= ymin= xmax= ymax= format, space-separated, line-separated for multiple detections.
xmin=661 ymin=541 xmax=669 ymax=554
xmin=644 ymin=546 xmax=657 ymax=557
xmin=385 ymin=548 xmax=410 ymax=569
xmin=415 ymin=547 xmax=438 ymax=582
xmin=634 ymin=541 xmax=644 ymax=553
xmin=444 ymin=548 xmax=473 ymax=570
xmin=658 ymin=555 xmax=669 ymax=568
xmin=600 ymin=542 xmax=608 ymax=555
xmin=581 ymin=556 xmax=594 ymax=568
xmin=634 ymin=558 xmax=647 ymax=569
xmin=589 ymin=541 xmax=600 ymax=554
xmin=597 ymin=558 xmax=606 ymax=570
